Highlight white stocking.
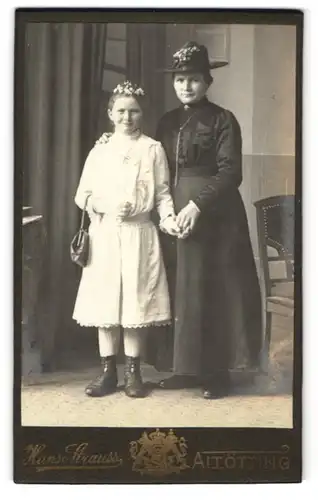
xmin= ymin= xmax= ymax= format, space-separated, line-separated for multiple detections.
xmin=98 ymin=327 xmax=120 ymax=357
xmin=123 ymin=328 xmax=143 ymax=358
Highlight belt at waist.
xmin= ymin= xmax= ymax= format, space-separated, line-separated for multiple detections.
xmin=178 ymin=166 xmax=211 ymax=177
xmin=102 ymin=212 xmax=151 ymax=226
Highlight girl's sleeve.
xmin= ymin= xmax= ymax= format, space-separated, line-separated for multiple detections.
xmin=153 ymin=143 xmax=175 ymax=222
xmin=74 ymin=149 xmax=98 ymax=215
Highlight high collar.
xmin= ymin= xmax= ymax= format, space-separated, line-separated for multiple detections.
xmin=112 ymin=128 xmax=142 ymax=142
xmin=180 ymin=96 xmax=209 ymax=111
xmin=177 ymin=97 xmax=209 ymax=127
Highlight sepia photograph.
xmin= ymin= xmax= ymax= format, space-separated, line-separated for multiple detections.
xmin=18 ymin=13 xmax=299 ymax=435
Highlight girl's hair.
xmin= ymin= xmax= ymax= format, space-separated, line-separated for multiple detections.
xmin=107 ymin=81 xmax=146 ymax=111
xmin=172 ymin=71 xmax=213 ymax=86
xmin=107 ymin=92 xmax=146 ymax=112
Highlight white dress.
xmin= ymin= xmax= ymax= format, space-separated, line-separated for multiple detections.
xmin=72 ymin=133 xmax=174 ymax=329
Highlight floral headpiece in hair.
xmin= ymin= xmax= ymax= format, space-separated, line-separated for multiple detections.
xmin=112 ymin=80 xmax=145 ymax=97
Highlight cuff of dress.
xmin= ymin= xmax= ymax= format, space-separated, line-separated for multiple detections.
xmin=189 ymin=200 xmax=201 ymax=213
xmin=86 ymin=195 xmax=98 ymax=215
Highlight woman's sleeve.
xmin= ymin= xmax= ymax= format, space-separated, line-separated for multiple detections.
xmin=193 ymin=110 xmax=243 ymax=213
xmin=74 ymin=149 xmax=97 ymax=214
xmin=153 ymin=143 xmax=175 ymax=222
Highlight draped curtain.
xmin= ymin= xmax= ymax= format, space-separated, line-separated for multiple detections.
xmin=140 ymin=23 xmax=166 ymax=137
xmin=127 ymin=23 xmax=166 ymax=138
xmin=23 ymin=23 xmax=107 ymax=369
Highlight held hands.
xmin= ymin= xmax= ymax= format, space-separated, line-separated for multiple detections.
xmin=160 ymin=215 xmax=181 ymax=237
xmin=160 ymin=202 xmax=200 ymax=239
xmin=176 ymin=202 xmax=200 ymax=239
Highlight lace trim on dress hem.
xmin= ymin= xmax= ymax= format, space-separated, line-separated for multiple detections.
xmin=74 ymin=320 xmax=171 ymax=329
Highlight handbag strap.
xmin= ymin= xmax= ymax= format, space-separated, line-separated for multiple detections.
xmin=80 ymin=194 xmax=91 ymax=230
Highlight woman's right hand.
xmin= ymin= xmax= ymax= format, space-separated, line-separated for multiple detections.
xmin=95 ymin=132 xmax=112 ymax=146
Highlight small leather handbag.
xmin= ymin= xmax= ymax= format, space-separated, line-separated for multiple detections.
xmin=70 ymin=195 xmax=91 ymax=268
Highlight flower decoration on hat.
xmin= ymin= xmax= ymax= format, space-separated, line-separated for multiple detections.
xmin=113 ymin=80 xmax=145 ymax=97
xmin=172 ymin=42 xmax=201 ymax=65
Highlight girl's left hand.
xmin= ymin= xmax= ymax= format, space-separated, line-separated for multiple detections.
xmin=176 ymin=202 xmax=200 ymax=235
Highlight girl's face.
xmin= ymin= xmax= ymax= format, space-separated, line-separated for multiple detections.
xmin=173 ymin=73 xmax=209 ymax=105
xmin=108 ymin=96 xmax=143 ymax=135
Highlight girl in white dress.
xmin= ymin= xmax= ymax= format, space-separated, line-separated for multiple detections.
xmin=73 ymin=81 xmax=180 ymax=398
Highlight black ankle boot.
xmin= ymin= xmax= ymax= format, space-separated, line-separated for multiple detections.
xmin=85 ymin=356 xmax=118 ymax=397
xmin=124 ymin=356 xmax=145 ymax=398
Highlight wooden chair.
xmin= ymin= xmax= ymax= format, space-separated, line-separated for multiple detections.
xmin=254 ymin=195 xmax=295 ymax=370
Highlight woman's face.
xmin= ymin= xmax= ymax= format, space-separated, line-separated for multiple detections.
xmin=108 ymin=96 xmax=143 ymax=134
xmin=173 ymin=73 xmax=209 ymax=105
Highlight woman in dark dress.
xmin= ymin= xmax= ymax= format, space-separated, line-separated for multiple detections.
xmin=154 ymin=41 xmax=263 ymax=398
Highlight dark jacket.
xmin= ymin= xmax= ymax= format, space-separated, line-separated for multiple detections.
xmin=156 ymin=98 xmax=243 ymax=212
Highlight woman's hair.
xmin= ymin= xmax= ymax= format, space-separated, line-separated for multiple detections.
xmin=202 ymin=72 xmax=213 ymax=86
xmin=172 ymin=71 xmax=213 ymax=86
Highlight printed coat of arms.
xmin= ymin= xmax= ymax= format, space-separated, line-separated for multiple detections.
xmin=130 ymin=429 xmax=189 ymax=476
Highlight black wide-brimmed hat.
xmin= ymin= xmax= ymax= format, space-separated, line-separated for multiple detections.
xmin=161 ymin=41 xmax=227 ymax=73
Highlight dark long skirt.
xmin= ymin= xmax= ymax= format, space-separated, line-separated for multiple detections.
xmin=145 ymin=172 xmax=262 ymax=376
